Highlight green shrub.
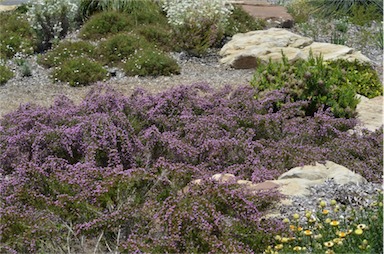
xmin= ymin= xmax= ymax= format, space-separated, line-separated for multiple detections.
xmin=163 ymin=0 xmax=233 ymax=56
xmin=133 ymin=24 xmax=173 ymax=51
xmin=310 ymin=0 xmax=383 ymax=22
xmin=327 ymin=59 xmax=382 ymax=98
xmin=286 ymin=0 xmax=315 ymax=23
xmin=26 ymin=0 xmax=80 ymax=52
xmin=15 ymin=58 xmax=32 ymax=77
xmin=78 ymin=0 xmax=167 ymax=25
xmin=348 ymin=3 xmax=383 ymax=25
xmin=123 ymin=48 xmax=180 ymax=76
xmin=224 ymin=5 xmax=266 ymax=36
xmin=79 ymin=11 xmax=133 ymax=40
xmin=250 ymin=53 xmax=371 ymax=118
xmin=37 ymin=41 xmax=96 ymax=68
xmin=52 ymin=57 xmax=109 ymax=86
xmin=0 ymin=12 xmax=36 ymax=59
xmin=97 ymin=33 xmax=151 ymax=66
xmin=0 ymin=64 xmax=14 ymax=85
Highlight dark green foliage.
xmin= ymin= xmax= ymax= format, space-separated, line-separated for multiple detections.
xmin=97 ymin=33 xmax=150 ymax=66
xmin=133 ymin=24 xmax=173 ymax=51
xmin=0 ymin=64 xmax=14 ymax=85
xmin=37 ymin=41 xmax=96 ymax=68
xmin=171 ymin=21 xmax=224 ymax=56
xmin=310 ymin=0 xmax=383 ymax=24
xmin=52 ymin=57 xmax=109 ymax=86
xmin=250 ymin=53 xmax=379 ymax=118
xmin=78 ymin=0 xmax=167 ymax=25
xmin=79 ymin=11 xmax=133 ymax=40
xmin=224 ymin=5 xmax=266 ymax=37
xmin=0 ymin=12 xmax=36 ymax=59
xmin=123 ymin=48 xmax=180 ymax=76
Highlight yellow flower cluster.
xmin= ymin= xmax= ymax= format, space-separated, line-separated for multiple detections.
xmin=265 ymin=198 xmax=377 ymax=254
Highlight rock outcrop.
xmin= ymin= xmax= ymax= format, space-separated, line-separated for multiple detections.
xmin=220 ymin=28 xmax=371 ymax=69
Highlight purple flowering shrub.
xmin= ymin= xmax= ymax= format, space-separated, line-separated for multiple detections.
xmin=0 ymin=84 xmax=382 ymax=253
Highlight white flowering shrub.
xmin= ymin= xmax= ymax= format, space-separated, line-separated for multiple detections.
xmin=162 ymin=0 xmax=233 ymax=55
xmin=26 ymin=0 xmax=79 ymax=51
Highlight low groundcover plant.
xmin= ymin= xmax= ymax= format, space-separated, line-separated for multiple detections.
xmin=0 ymin=84 xmax=382 ymax=253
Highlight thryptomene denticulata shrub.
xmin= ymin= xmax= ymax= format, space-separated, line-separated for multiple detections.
xmin=162 ymin=0 xmax=233 ymax=56
xmin=26 ymin=0 xmax=79 ymax=52
xmin=133 ymin=24 xmax=173 ymax=51
xmin=52 ymin=57 xmax=109 ymax=86
xmin=0 ymin=11 xmax=36 ymax=59
xmin=251 ymin=53 xmax=382 ymax=118
xmin=78 ymin=0 xmax=167 ymax=25
xmin=37 ymin=40 xmax=96 ymax=68
xmin=0 ymin=64 xmax=14 ymax=84
xmin=79 ymin=11 xmax=133 ymax=40
xmin=0 ymin=84 xmax=382 ymax=253
xmin=97 ymin=33 xmax=151 ymax=66
xmin=124 ymin=48 xmax=180 ymax=76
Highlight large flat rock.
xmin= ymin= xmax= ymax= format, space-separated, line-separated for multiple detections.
xmin=220 ymin=28 xmax=371 ymax=69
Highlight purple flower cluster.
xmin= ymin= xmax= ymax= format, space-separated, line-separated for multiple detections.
xmin=0 ymin=84 xmax=382 ymax=253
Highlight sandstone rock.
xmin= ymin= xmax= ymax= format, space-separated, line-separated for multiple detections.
xmin=237 ymin=2 xmax=294 ymax=28
xmin=220 ymin=28 xmax=371 ymax=69
xmin=302 ymin=42 xmax=371 ymax=62
xmin=211 ymin=173 xmax=236 ymax=183
xmin=0 ymin=5 xmax=18 ymax=12
xmin=271 ymin=178 xmax=323 ymax=196
xmin=355 ymin=95 xmax=383 ymax=132
xmin=278 ymin=161 xmax=367 ymax=186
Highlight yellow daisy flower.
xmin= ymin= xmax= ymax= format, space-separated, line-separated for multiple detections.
xmin=324 ymin=241 xmax=334 ymax=248
xmin=357 ymin=224 xmax=367 ymax=230
xmin=281 ymin=237 xmax=289 ymax=243
xmin=337 ymin=231 xmax=347 ymax=238
xmin=330 ymin=220 xmax=339 ymax=226
xmin=293 ymin=213 xmax=300 ymax=220
xmin=355 ymin=228 xmax=363 ymax=235
xmin=274 ymin=244 xmax=284 ymax=250
xmin=292 ymin=246 xmax=302 ymax=251
xmin=325 ymin=218 xmax=331 ymax=224
xmin=319 ymin=200 xmax=327 ymax=208
xmin=322 ymin=209 xmax=329 ymax=215
xmin=304 ymin=229 xmax=312 ymax=236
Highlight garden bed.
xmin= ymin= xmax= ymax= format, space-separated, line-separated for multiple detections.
xmin=0 ymin=0 xmax=382 ymax=253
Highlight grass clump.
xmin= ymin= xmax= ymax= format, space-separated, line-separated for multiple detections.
xmin=310 ymin=0 xmax=383 ymax=25
xmin=0 ymin=64 xmax=14 ymax=85
xmin=97 ymin=33 xmax=150 ymax=66
xmin=52 ymin=57 xmax=109 ymax=86
xmin=123 ymin=48 xmax=180 ymax=76
xmin=266 ymin=195 xmax=383 ymax=254
xmin=37 ymin=40 xmax=96 ymax=68
xmin=0 ymin=12 xmax=36 ymax=59
xmin=251 ymin=53 xmax=381 ymax=118
xmin=79 ymin=11 xmax=133 ymax=40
